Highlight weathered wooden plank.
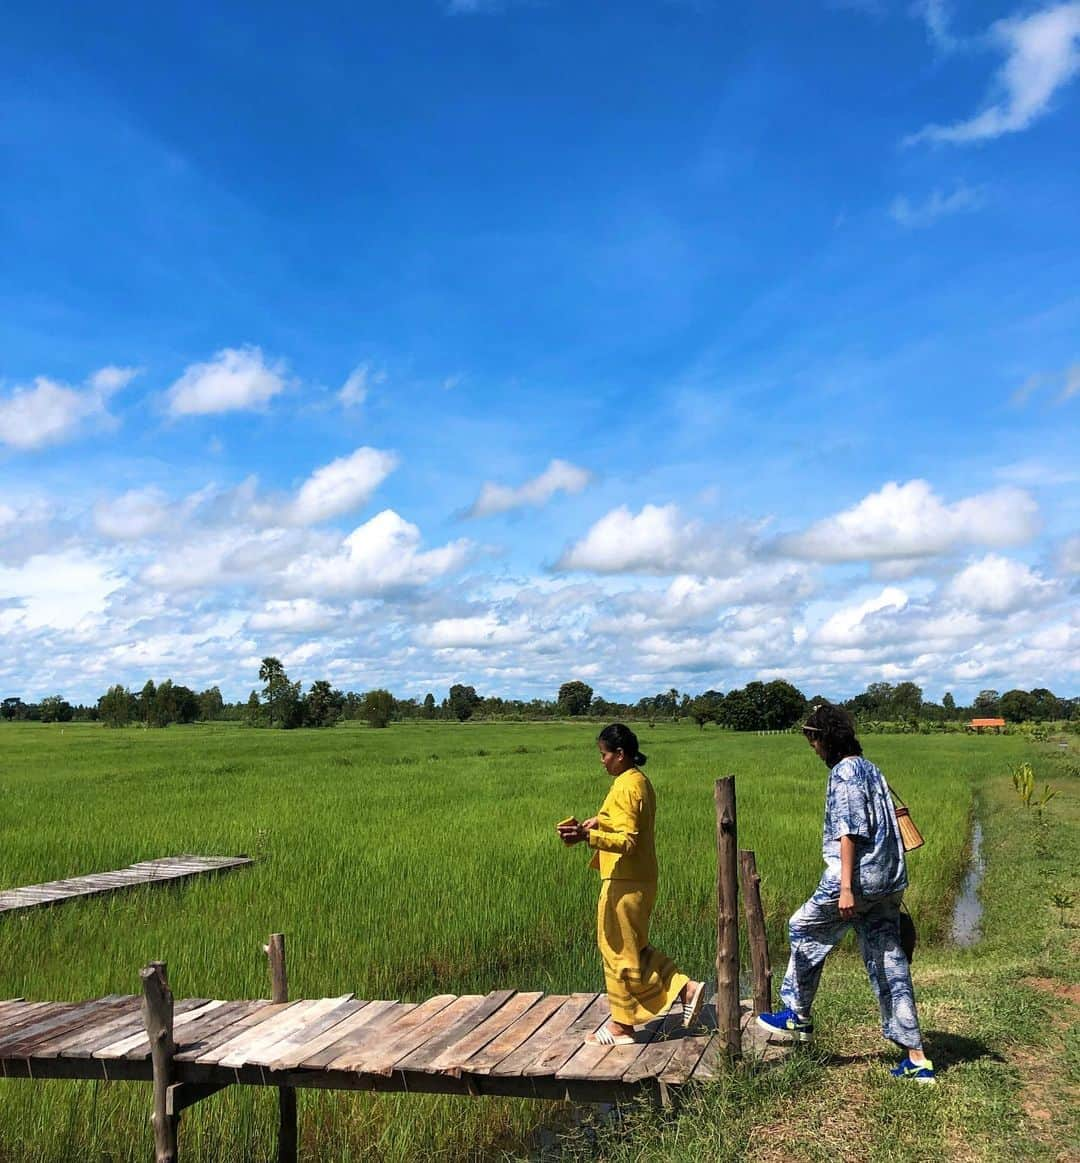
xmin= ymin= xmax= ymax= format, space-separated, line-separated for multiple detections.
xmin=657 ymin=1029 xmax=713 ymax=1085
xmin=615 ymin=1007 xmax=686 ymax=1084
xmin=47 ymin=1001 xmax=154 ymax=1060
xmin=173 ymin=1002 xmax=277 ymax=1063
xmin=245 ymin=998 xmax=363 ymax=1068
xmin=194 ymin=1002 xmax=307 ymax=1067
xmin=392 ymin=992 xmax=516 ymax=1076
xmin=491 ymin=993 xmax=596 ymax=1077
xmin=0 ymin=1003 xmax=68 ymax=1045
xmin=522 ymin=993 xmax=609 ymax=1078
xmin=461 ymin=994 xmax=568 ymax=1076
xmin=428 ymin=991 xmax=545 ymax=1077
xmin=328 ymin=995 xmax=462 ymax=1073
xmin=299 ymin=1003 xmax=414 ymax=1071
xmin=557 ymin=1000 xmax=675 ymax=1083
xmin=690 ymin=1032 xmax=724 ymax=1079
xmin=0 ymin=998 xmax=126 ymax=1058
xmin=27 ymin=998 xmax=144 ymax=1059
xmin=93 ymin=999 xmax=214 ymax=1059
xmin=273 ymin=1001 xmax=393 ymax=1072
xmin=217 ymin=997 xmax=353 ymax=1069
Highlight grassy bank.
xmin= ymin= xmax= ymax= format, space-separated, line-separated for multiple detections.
xmin=0 ymin=722 xmax=1034 ymax=1160
xmin=567 ymin=743 xmax=1079 ymax=1162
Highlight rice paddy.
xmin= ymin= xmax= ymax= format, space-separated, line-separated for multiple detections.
xmin=0 ymin=720 xmax=1025 ymax=1161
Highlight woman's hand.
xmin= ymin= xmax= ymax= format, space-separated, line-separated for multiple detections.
xmin=838 ymin=887 xmax=856 ymax=919
xmin=581 ymin=816 xmax=598 ymax=832
xmin=557 ymin=821 xmax=588 ymax=846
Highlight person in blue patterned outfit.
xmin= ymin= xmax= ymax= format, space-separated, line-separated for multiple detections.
xmin=757 ymin=704 xmax=934 ymax=1083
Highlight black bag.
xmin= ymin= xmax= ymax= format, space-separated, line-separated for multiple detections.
xmin=899 ymin=904 xmax=917 ymax=964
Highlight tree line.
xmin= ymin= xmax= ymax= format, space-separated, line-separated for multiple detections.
xmin=2 ymin=669 xmax=1075 ymax=731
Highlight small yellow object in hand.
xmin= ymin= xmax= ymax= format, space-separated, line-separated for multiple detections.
xmin=557 ymin=816 xmax=578 ymax=828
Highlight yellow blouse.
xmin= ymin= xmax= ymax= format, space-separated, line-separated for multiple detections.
xmin=587 ymin=767 xmax=659 ymax=882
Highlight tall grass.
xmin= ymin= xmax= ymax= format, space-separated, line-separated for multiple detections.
xmin=0 ymin=721 xmax=1021 ymax=1161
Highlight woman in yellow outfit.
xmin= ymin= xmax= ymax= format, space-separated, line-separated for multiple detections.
xmin=558 ymin=723 xmax=706 ymax=1045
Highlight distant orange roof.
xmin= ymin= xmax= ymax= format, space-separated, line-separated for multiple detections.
xmin=969 ymin=718 xmax=1005 ymax=727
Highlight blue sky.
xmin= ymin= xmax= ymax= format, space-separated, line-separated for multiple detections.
xmin=1 ymin=0 xmax=1077 ymax=704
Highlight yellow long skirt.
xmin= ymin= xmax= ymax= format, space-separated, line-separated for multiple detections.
xmin=597 ymin=879 xmax=689 ymax=1026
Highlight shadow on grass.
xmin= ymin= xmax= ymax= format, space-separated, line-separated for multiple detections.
xmin=822 ymin=1031 xmax=1002 ymax=1074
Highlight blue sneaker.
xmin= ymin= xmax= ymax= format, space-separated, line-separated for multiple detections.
xmin=755 ymin=1007 xmax=814 ymax=1042
xmin=890 ymin=1055 xmax=935 ymax=1084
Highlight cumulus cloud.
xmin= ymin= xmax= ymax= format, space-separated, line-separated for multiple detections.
xmin=1061 ymin=535 xmax=1080 ymax=573
xmin=816 ymin=587 xmax=910 ymax=648
xmin=945 ymin=553 xmax=1059 ymax=613
xmin=0 ymin=550 xmax=122 ymax=631
xmin=283 ymin=510 xmax=473 ymax=596
xmin=0 ymin=365 xmax=138 ymax=450
xmin=283 ymin=447 xmax=398 ymax=525
xmin=889 ymin=184 xmax=984 ymax=227
xmin=167 ymin=347 xmax=287 ymax=416
xmin=906 ymin=3 xmax=1080 ymax=145
xmin=556 ymin=503 xmax=751 ymax=575
xmin=778 ymin=480 xmax=1039 ymax=562
xmin=94 ymin=487 xmax=172 ymax=540
xmin=468 ymin=459 xmax=592 ymax=518
xmin=248 ymin=599 xmax=341 ymax=634
xmin=417 ymin=612 xmax=533 ymax=649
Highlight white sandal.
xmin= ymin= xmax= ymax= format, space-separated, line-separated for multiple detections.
xmin=586 ymin=1024 xmax=636 ymax=1046
xmin=680 ymin=980 xmax=706 ymax=1028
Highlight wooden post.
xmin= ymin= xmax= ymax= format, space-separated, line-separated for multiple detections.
xmin=714 ymin=777 xmax=741 ymax=1059
xmin=141 ymin=960 xmax=179 ymax=1163
xmin=265 ymin=933 xmax=298 ymax=1163
xmin=739 ymin=850 xmax=773 ymax=1016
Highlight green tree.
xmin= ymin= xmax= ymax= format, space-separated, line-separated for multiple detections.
xmin=306 ymin=680 xmax=344 ymax=728
xmin=198 ymin=686 xmax=224 ymax=721
xmin=1000 ymin=689 xmax=1037 ymax=722
xmin=891 ymin=682 xmax=923 ymax=722
xmin=245 ymin=690 xmax=263 ymax=727
xmin=690 ymin=691 xmax=724 ymax=729
xmin=421 ymin=692 xmax=436 ymax=720
xmin=259 ymin=657 xmax=293 ymax=728
xmin=448 ymin=684 xmax=480 ymax=722
xmin=362 ymin=689 xmax=394 ymax=728
xmin=762 ymin=680 xmax=807 ymax=729
xmin=557 ymin=681 xmax=593 ymax=717
xmin=139 ymin=679 xmax=157 ymax=726
xmin=98 ymin=685 xmax=133 ymax=728
xmin=973 ymin=689 xmax=1000 ymax=716
xmin=1029 ymin=688 xmax=1061 ymax=721
xmin=39 ymin=694 xmax=74 ymax=723
xmin=942 ymin=692 xmax=956 ymax=715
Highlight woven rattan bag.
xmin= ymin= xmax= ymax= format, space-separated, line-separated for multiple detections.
xmin=888 ymin=785 xmax=925 ymax=852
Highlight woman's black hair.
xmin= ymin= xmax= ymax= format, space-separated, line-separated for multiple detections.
xmin=597 ymin=723 xmax=647 ymax=767
xmin=802 ymin=703 xmax=862 ymax=768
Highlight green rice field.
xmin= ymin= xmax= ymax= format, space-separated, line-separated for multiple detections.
xmin=0 ymin=721 xmax=1026 ymax=1161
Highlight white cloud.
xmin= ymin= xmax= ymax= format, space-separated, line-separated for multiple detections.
xmin=167 ymin=347 xmax=287 ymax=416
xmin=906 ymin=3 xmax=1080 ymax=145
xmin=283 ymin=447 xmax=398 ymax=525
xmin=468 ymin=459 xmax=592 ymax=518
xmin=946 ymin=553 xmax=1059 ymax=613
xmin=916 ymin=0 xmax=959 ymax=53
xmin=94 ymin=487 xmax=172 ymax=540
xmin=889 ymin=184 xmax=984 ymax=227
xmin=816 ymin=587 xmax=910 ymax=648
xmin=557 ymin=504 xmax=752 ymax=576
xmin=1061 ymin=535 xmax=1080 ymax=573
xmin=283 ymin=510 xmax=473 ymax=596
xmin=248 ymin=599 xmax=341 ymax=634
xmin=0 ymin=551 xmax=122 ymax=630
xmin=0 ymin=366 xmax=138 ymax=450
xmin=1060 ymin=362 xmax=1080 ymax=402
xmin=779 ymin=480 xmax=1039 ymax=561
xmin=417 ymin=613 xmax=533 ymax=649
xmin=338 ymin=364 xmax=384 ymax=408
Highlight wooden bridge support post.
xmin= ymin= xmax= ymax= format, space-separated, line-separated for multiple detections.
xmin=714 ymin=777 xmax=741 ymax=1060
xmin=265 ymin=933 xmax=298 ymax=1163
xmin=141 ymin=960 xmax=179 ymax=1163
xmin=738 ymin=850 xmax=773 ymax=1016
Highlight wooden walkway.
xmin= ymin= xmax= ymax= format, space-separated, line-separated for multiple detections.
xmin=0 ymin=988 xmax=783 ymax=1105
xmin=0 ymin=856 xmax=253 ymax=915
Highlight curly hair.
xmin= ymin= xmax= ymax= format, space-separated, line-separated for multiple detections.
xmin=802 ymin=703 xmax=862 ymax=768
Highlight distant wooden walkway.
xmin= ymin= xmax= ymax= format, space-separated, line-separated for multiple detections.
xmin=0 ymin=856 xmax=252 ymax=915
xmin=0 ymin=987 xmax=782 ymax=1104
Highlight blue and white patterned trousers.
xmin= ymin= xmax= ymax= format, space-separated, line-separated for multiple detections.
xmin=779 ymin=888 xmax=923 ymax=1050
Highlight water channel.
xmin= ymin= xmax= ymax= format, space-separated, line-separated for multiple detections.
xmin=950 ymin=817 xmax=985 ymax=946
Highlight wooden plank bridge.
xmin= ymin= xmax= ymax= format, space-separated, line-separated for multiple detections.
xmin=0 ymin=856 xmax=253 ymax=915
xmin=0 ymin=984 xmax=779 ymax=1105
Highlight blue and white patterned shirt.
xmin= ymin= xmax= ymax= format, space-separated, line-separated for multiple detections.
xmin=820 ymin=755 xmax=907 ymax=898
